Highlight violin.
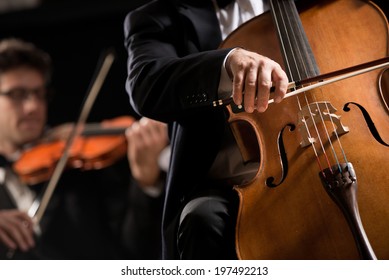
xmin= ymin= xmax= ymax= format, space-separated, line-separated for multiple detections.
xmin=13 ymin=115 xmax=135 ymax=185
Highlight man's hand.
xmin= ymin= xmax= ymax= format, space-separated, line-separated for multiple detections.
xmin=0 ymin=210 xmax=35 ymax=251
xmin=225 ymin=48 xmax=289 ymax=113
xmin=126 ymin=118 xmax=168 ymax=188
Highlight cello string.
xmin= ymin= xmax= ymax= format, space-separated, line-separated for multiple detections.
xmin=275 ymin=0 xmax=329 ymax=175
xmin=285 ymin=0 xmax=337 ymax=172
xmin=269 ymin=1 xmax=294 ymax=90
xmin=284 ymin=0 xmax=342 ymax=174
xmin=295 ymin=35 xmax=346 ymax=171
xmin=273 ymin=0 xmax=323 ymax=167
xmin=310 ymin=96 xmax=342 ymax=172
xmin=287 ymin=0 xmax=350 ymax=171
xmin=323 ymin=101 xmax=349 ymax=164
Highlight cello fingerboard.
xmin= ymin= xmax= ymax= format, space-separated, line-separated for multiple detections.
xmin=270 ymin=0 xmax=320 ymax=80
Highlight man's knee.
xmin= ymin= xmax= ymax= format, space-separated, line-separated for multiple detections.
xmin=179 ymin=195 xmax=229 ymax=233
xmin=177 ymin=192 xmax=238 ymax=259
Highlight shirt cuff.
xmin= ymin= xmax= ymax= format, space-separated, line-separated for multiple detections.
xmin=217 ymin=48 xmax=236 ymax=100
xmin=136 ymin=176 xmax=165 ymax=198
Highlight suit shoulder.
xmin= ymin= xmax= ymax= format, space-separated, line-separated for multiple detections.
xmin=124 ymin=0 xmax=177 ymax=31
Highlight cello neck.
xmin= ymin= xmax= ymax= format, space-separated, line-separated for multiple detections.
xmin=269 ymin=0 xmax=320 ymax=80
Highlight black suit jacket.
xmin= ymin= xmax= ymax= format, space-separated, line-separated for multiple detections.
xmin=0 ymin=160 xmax=129 ymax=260
xmin=124 ymin=0 xmax=235 ymax=259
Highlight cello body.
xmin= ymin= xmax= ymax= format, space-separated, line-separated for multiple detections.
xmin=222 ymin=0 xmax=389 ymax=259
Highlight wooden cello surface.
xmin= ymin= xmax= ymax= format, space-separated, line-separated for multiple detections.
xmin=221 ymin=0 xmax=389 ymax=259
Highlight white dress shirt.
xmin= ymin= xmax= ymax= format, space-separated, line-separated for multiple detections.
xmin=213 ymin=0 xmax=269 ymax=40
xmin=0 ymin=152 xmax=36 ymax=213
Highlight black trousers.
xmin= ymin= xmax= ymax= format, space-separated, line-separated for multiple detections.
xmin=177 ymin=188 xmax=239 ymax=260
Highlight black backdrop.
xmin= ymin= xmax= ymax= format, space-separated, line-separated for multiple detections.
xmin=0 ymin=0 xmax=151 ymax=126
xmin=0 ymin=0 xmax=388 ymax=127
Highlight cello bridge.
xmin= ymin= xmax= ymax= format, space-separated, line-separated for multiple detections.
xmin=298 ymin=101 xmax=349 ymax=148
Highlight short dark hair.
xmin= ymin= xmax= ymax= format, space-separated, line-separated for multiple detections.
xmin=0 ymin=38 xmax=52 ymax=84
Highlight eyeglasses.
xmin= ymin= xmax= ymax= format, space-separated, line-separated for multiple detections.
xmin=0 ymin=87 xmax=47 ymax=103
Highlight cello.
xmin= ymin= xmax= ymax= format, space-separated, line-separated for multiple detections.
xmin=221 ymin=0 xmax=389 ymax=259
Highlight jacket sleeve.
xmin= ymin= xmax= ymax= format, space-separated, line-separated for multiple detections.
xmin=123 ymin=4 xmax=232 ymax=123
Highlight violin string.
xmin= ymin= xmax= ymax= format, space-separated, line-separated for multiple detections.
xmin=274 ymin=0 xmax=326 ymax=175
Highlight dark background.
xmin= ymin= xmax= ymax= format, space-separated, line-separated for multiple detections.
xmin=0 ymin=0 xmax=151 ymax=126
xmin=0 ymin=0 xmax=388 ymax=127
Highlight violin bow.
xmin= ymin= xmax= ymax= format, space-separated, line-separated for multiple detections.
xmin=270 ymin=56 xmax=389 ymax=104
xmin=213 ymin=56 xmax=389 ymax=107
xmin=5 ymin=49 xmax=115 ymax=260
xmin=28 ymin=49 xmax=116 ymax=224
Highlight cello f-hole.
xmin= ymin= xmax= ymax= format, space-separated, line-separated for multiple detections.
xmin=266 ymin=123 xmax=295 ymax=188
xmin=343 ymin=102 xmax=389 ymax=147
xmin=378 ymin=67 xmax=389 ymax=110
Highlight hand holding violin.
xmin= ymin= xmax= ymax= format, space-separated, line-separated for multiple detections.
xmin=225 ymin=47 xmax=289 ymax=113
xmin=125 ymin=118 xmax=168 ymax=188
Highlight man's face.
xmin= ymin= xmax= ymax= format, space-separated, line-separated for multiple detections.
xmin=0 ymin=67 xmax=47 ymax=150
